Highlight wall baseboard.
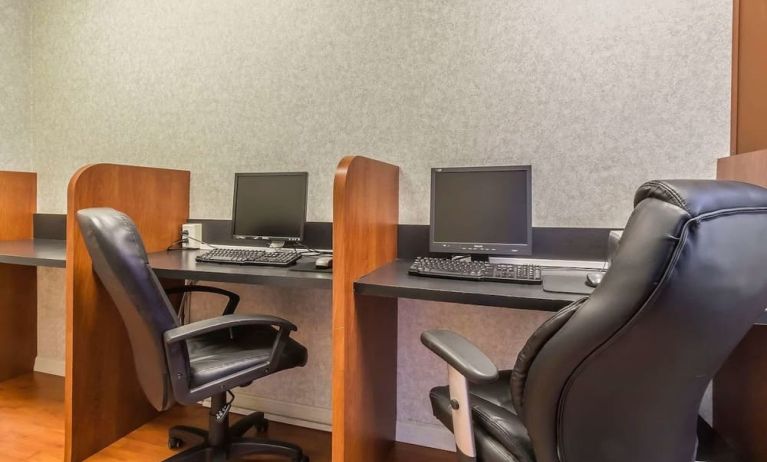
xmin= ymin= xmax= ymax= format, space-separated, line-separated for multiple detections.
xmin=210 ymin=392 xmax=456 ymax=454
xmin=203 ymin=392 xmax=333 ymax=433
xmin=32 ymin=355 xmax=456 ymax=454
xmin=396 ymin=420 xmax=456 ymax=452
xmin=33 ymin=356 xmax=65 ymax=377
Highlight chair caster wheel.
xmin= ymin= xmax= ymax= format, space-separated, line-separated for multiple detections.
xmin=255 ymin=420 xmax=269 ymax=434
xmin=168 ymin=437 xmax=184 ymax=450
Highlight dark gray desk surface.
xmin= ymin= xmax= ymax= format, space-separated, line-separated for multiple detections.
xmin=357 ymin=260 xmax=767 ymax=324
xmin=148 ymin=250 xmax=332 ymax=290
xmin=0 ymin=239 xmax=66 ymax=268
xmin=355 ymin=260 xmax=583 ymax=312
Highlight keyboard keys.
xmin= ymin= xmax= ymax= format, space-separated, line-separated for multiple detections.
xmin=196 ymin=248 xmax=301 ymax=267
xmin=408 ymin=257 xmax=542 ymax=284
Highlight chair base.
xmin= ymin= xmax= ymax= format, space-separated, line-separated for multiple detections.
xmin=164 ymin=438 xmax=308 ymax=462
xmin=165 ymin=394 xmax=308 ymax=462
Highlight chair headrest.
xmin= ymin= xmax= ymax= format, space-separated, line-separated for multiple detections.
xmin=634 ymin=179 xmax=767 ymax=217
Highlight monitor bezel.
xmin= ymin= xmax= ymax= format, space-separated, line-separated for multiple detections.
xmin=429 ymin=165 xmax=533 ymax=256
xmin=231 ymin=171 xmax=309 ymax=243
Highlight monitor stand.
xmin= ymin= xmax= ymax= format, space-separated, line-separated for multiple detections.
xmin=269 ymin=240 xmax=286 ymax=249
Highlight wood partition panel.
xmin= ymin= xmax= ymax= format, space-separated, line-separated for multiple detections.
xmin=332 ymin=156 xmax=399 ymax=462
xmin=0 ymin=172 xmax=37 ymax=381
xmin=731 ymin=0 xmax=767 ymax=154
xmin=66 ymin=164 xmax=190 ymax=462
xmin=717 ymin=149 xmax=767 ymax=187
xmin=714 ymin=149 xmax=767 ymax=460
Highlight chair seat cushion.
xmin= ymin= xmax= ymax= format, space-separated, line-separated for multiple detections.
xmin=187 ymin=324 xmax=307 ymax=388
xmin=430 ymin=370 xmax=535 ymax=462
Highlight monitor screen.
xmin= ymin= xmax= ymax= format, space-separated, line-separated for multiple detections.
xmin=430 ymin=166 xmax=532 ymax=255
xmin=232 ymin=172 xmax=308 ymax=242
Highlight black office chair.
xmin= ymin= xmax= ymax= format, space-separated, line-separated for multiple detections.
xmin=77 ymin=208 xmax=310 ymax=462
xmin=423 ymin=180 xmax=767 ymax=462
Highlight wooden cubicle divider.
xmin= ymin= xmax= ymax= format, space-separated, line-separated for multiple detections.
xmin=717 ymin=149 xmax=767 ymax=186
xmin=0 ymin=171 xmax=37 ymax=382
xmin=714 ymin=149 xmax=767 ymax=461
xmin=65 ymin=164 xmax=190 ymax=462
xmin=332 ymin=156 xmax=399 ymax=462
xmin=731 ymin=0 xmax=767 ymax=154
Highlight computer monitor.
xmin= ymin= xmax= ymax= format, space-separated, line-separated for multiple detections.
xmin=430 ymin=165 xmax=532 ymax=256
xmin=231 ymin=172 xmax=308 ymax=246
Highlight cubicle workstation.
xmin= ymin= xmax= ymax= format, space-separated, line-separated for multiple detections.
xmin=340 ymin=162 xmax=767 ymax=462
xmin=0 ymin=171 xmax=67 ymax=384
xmin=332 ymin=160 xmax=625 ymax=461
xmin=0 ymin=171 xmax=38 ymax=383
xmin=66 ymin=163 xmax=191 ymax=462
xmin=61 ymin=158 xmax=389 ymax=461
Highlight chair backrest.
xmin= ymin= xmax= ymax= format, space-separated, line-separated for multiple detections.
xmin=513 ymin=180 xmax=767 ymax=462
xmin=76 ymin=208 xmax=179 ymax=411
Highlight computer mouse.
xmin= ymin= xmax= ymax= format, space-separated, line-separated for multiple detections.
xmin=586 ymin=272 xmax=604 ymax=288
xmin=315 ymin=256 xmax=333 ymax=269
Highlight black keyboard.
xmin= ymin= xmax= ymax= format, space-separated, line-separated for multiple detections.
xmin=409 ymin=257 xmax=542 ymax=284
xmin=196 ymin=248 xmax=301 ymax=267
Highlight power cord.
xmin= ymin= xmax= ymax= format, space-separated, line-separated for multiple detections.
xmin=295 ymin=243 xmax=333 ymax=257
xmin=166 ymin=236 xmax=218 ymax=251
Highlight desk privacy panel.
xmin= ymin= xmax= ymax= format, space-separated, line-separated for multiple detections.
xmin=27 ymin=0 xmax=730 ymax=228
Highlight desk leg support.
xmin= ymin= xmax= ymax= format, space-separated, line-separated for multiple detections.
xmin=66 ymin=279 xmax=159 ymax=462
xmin=333 ymin=295 xmax=398 ymax=462
xmin=65 ymin=163 xmax=190 ymax=462
xmin=0 ymin=264 xmax=36 ymax=381
xmin=714 ymin=325 xmax=767 ymax=460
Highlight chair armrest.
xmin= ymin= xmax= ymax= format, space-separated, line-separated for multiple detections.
xmin=164 ymin=314 xmax=297 ymax=345
xmin=165 ymin=285 xmax=241 ymax=315
xmin=421 ymin=330 xmax=499 ymax=384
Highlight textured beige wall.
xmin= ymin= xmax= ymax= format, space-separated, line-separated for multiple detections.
xmin=0 ymin=0 xmax=33 ymax=171
xmin=24 ymin=0 xmax=732 ymax=441
xmin=397 ymin=301 xmax=552 ymax=424
xmin=28 ymin=1 xmax=730 ymax=226
xmin=189 ymin=284 xmax=332 ymax=411
xmin=37 ymin=267 xmax=66 ymax=367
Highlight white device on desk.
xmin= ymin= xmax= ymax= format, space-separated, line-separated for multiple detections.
xmin=181 ymin=223 xmax=203 ymax=249
xmin=315 ymin=256 xmax=333 ymax=269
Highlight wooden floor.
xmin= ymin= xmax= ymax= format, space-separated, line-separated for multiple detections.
xmin=0 ymin=373 xmax=454 ymax=461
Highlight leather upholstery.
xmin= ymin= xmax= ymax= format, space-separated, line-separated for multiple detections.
xmin=634 ymin=179 xmax=767 ymax=217
xmin=510 ymin=298 xmax=585 ymax=417
xmin=77 ymin=208 xmax=307 ymax=411
xmin=428 ymin=180 xmax=767 ymax=462
xmin=77 ymin=208 xmax=179 ymax=411
xmin=187 ymin=325 xmax=306 ymax=387
xmin=431 ymin=371 xmax=533 ymax=462
xmin=422 ymin=330 xmax=499 ymax=383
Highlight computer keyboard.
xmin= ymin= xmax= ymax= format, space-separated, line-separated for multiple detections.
xmin=196 ymin=248 xmax=301 ymax=267
xmin=408 ymin=257 xmax=542 ymax=284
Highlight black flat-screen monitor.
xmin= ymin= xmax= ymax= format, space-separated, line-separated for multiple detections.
xmin=231 ymin=172 xmax=308 ymax=244
xmin=430 ymin=166 xmax=532 ymax=256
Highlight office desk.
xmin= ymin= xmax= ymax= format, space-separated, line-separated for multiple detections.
xmin=356 ymin=260 xmax=582 ymax=311
xmin=346 ymin=259 xmax=583 ymax=461
xmin=0 ymin=238 xmax=66 ymax=383
xmin=148 ymin=250 xmax=332 ymax=289
xmin=0 ymin=239 xmax=66 ymax=268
